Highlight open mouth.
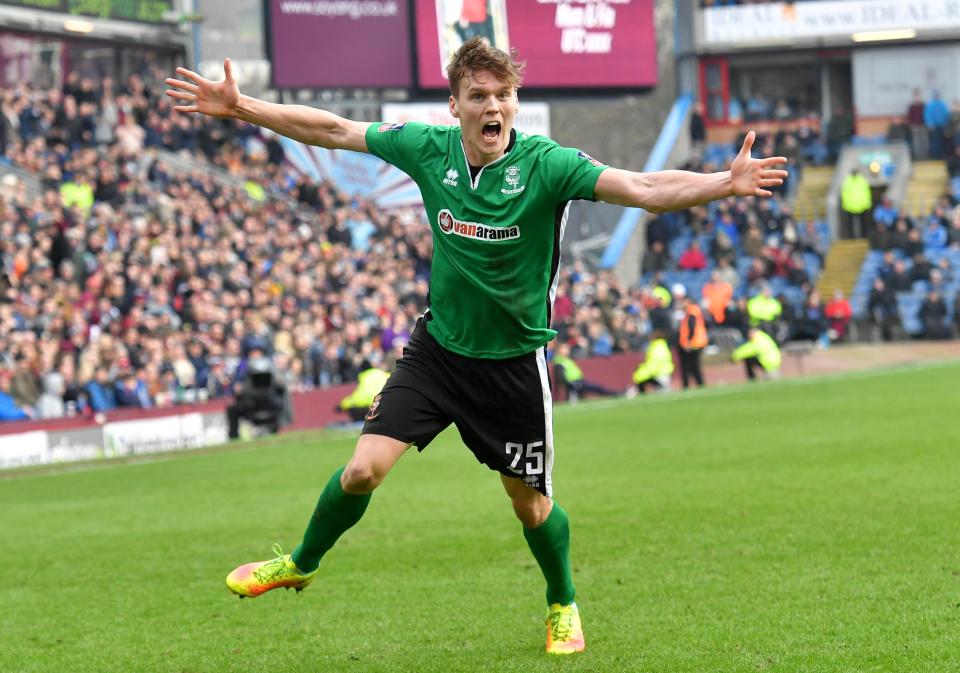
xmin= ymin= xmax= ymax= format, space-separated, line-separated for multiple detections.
xmin=482 ymin=121 xmax=502 ymax=141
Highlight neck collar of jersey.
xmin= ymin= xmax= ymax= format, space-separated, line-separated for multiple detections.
xmin=460 ymin=128 xmax=517 ymax=190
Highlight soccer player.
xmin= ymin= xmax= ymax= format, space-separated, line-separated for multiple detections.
xmin=165 ymin=38 xmax=787 ymax=655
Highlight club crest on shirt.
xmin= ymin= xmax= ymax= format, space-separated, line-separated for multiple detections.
xmin=577 ymin=150 xmax=603 ymax=167
xmin=378 ymin=122 xmax=405 ymax=132
xmin=501 ymin=165 xmax=525 ymax=195
xmin=436 ymin=209 xmax=519 ymax=242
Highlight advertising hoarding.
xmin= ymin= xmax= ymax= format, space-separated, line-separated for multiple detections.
xmin=0 ymin=0 xmax=173 ymax=23
xmin=414 ymin=0 xmax=657 ymax=89
xmin=267 ymin=0 xmax=412 ymax=89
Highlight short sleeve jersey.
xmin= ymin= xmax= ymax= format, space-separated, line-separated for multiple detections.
xmin=366 ymin=122 xmax=607 ymax=359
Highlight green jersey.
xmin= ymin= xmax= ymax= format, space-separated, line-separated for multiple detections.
xmin=365 ymin=122 xmax=607 ymax=358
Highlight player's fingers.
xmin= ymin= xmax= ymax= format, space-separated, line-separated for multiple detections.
xmin=761 ymin=156 xmax=787 ymax=167
xmin=739 ymin=130 xmax=755 ymax=156
xmin=166 ymin=90 xmax=196 ymax=102
xmin=224 ymin=57 xmax=235 ymax=83
xmin=755 ymin=188 xmax=772 ymax=197
xmin=759 ymin=178 xmax=783 ymax=187
xmin=165 ymin=77 xmax=198 ymax=93
xmin=175 ymin=66 xmax=205 ymax=84
xmin=763 ymin=169 xmax=789 ymax=179
xmin=173 ymin=104 xmax=198 ymax=113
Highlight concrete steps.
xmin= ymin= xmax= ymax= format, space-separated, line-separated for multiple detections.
xmin=817 ymin=238 xmax=870 ymax=299
xmin=794 ymin=166 xmax=834 ymax=223
xmin=902 ymin=160 xmax=948 ymax=217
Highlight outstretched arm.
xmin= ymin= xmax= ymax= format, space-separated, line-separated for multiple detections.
xmin=165 ymin=58 xmax=369 ymax=153
xmin=595 ymin=131 xmax=787 ymax=213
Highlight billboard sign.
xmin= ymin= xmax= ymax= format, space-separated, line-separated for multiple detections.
xmin=703 ymin=0 xmax=960 ymax=45
xmin=414 ymin=0 xmax=657 ymax=89
xmin=0 ymin=0 xmax=173 ymax=23
xmin=267 ymin=0 xmax=412 ymax=89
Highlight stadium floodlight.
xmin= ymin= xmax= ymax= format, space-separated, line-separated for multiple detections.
xmin=851 ymin=29 xmax=917 ymax=43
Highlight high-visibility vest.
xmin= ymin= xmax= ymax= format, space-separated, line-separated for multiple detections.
xmin=632 ymin=338 xmax=675 ymax=383
xmin=339 ymin=368 xmax=390 ymax=410
xmin=679 ymin=304 xmax=708 ymax=350
xmin=732 ymin=330 xmax=782 ymax=372
xmin=553 ymin=355 xmax=583 ymax=383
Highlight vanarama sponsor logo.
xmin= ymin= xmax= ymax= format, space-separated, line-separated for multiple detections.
xmin=436 ymin=209 xmax=520 ymax=242
xmin=378 ymin=122 xmax=405 ymax=132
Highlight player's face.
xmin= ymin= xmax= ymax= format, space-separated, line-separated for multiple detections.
xmin=450 ymin=69 xmax=518 ymax=166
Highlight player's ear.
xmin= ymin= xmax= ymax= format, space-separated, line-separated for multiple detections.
xmin=449 ymin=95 xmax=459 ymax=119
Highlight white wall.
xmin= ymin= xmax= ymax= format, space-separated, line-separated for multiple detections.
xmin=853 ymin=44 xmax=960 ymax=116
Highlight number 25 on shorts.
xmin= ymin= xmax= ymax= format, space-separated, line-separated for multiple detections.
xmin=506 ymin=441 xmax=545 ymax=475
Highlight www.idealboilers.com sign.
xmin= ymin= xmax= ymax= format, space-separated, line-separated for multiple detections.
xmin=703 ymin=0 xmax=960 ymax=44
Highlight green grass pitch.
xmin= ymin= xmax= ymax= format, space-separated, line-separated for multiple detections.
xmin=2 ymin=362 xmax=959 ymax=673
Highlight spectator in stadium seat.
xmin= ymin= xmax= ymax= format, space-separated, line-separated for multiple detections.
xmin=115 ymin=370 xmax=152 ymax=408
xmin=909 ymin=253 xmax=934 ymax=285
xmin=36 ymin=372 xmax=66 ymax=419
xmin=710 ymin=228 xmax=736 ymax=266
xmin=919 ymin=290 xmax=951 ymax=339
xmin=888 ymin=259 xmax=913 ymax=292
xmin=677 ymin=240 xmax=707 ymax=271
xmin=868 ymin=221 xmax=892 ymax=251
xmin=924 ymin=91 xmax=950 ymax=160
xmin=873 ymin=197 xmax=898 ymax=229
xmin=889 ymin=218 xmax=911 ymax=252
xmin=642 ymin=240 xmax=670 ymax=273
xmin=743 ymin=225 xmax=764 ymax=259
xmin=0 ymin=370 xmax=31 ymax=422
xmin=947 ymin=145 xmax=960 ymax=179
xmin=714 ymin=257 xmax=740 ymax=291
xmin=824 ymin=290 xmax=853 ymax=342
xmin=868 ymin=279 xmax=899 ymax=342
xmin=922 ymin=219 xmax=948 ymax=250
xmin=732 ymin=328 xmax=781 ymax=381
xmin=792 ymin=291 xmax=828 ymax=345
xmin=907 ymin=90 xmax=928 ymax=160
xmin=10 ymin=355 xmax=40 ymax=414
xmin=84 ymin=368 xmax=117 ymax=412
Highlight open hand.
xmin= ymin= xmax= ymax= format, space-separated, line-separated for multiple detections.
xmin=730 ymin=131 xmax=788 ymax=198
xmin=165 ymin=57 xmax=240 ymax=119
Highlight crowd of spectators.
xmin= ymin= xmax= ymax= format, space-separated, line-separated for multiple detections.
xmin=0 ymin=67 xmax=433 ymax=421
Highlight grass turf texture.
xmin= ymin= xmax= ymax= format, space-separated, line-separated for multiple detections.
xmin=2 ymin=363 xmax=959 ymax=673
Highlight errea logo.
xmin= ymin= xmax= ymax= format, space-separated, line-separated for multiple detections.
xmin=443 ymin=169 xmax=459 ymax=187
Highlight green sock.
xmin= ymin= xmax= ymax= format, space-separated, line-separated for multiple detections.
xmin=291 ymin=467 xmax=371 ymax=573
xmin=523 ymin=502 xmax=576 ymax=606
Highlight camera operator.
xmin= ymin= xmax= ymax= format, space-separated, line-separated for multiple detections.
xmin=226 ymin=349 xmax=292 ymax=440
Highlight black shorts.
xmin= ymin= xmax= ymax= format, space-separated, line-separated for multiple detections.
xmin=362 ymin=317 xmax=555 ymax=495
